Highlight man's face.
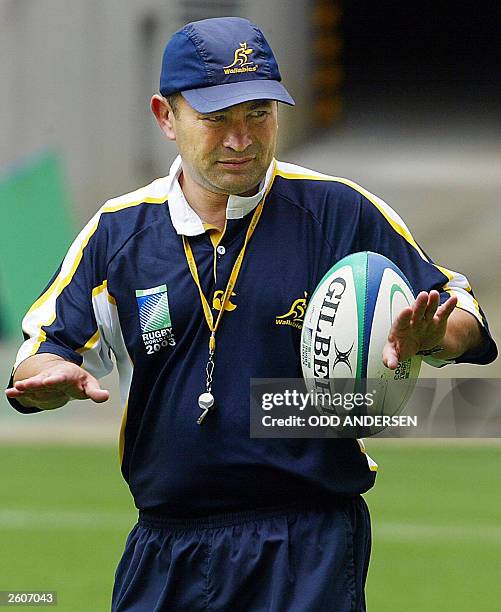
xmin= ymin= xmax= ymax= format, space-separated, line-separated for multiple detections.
xmin=167 ymin=96 xmax=278 ymax=196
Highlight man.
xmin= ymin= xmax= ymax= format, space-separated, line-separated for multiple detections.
xmin=6 ymin=16 xmax=497 ymax=612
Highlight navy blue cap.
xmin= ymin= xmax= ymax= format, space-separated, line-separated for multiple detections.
xmin=159 ymin=17 xmax=295 ymax=113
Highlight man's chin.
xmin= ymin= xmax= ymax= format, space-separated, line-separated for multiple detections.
xmin=206 ymin=177 xmax=259 ymax=197
xmin=212 ymin=169 xmax=267 ymax=195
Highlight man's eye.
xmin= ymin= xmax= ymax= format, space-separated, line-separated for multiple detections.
xmin=203 ymin=115 xmax=224 ymax=122
xmin=250 ymin=110 xmax=270 ymax=119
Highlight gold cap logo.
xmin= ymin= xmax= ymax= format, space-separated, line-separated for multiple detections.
xmin=223 ymin=42 xmax=258 ymax=75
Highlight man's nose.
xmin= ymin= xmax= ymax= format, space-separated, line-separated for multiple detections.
xmin=222 ymin=122 xmax=253 ymax=151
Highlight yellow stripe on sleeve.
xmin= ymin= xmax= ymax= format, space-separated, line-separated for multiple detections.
xmin=74 ymin=279 xmax=121 ymax=355
xmin=76 ymin=329 xmax=100 ymax=354
xmin=91 ymin=280 xmax=108 ymax=298
xmin=91 ymin=279 xmax=117 ymax=305
xmin=102 ymin=196 xmax=167 ymax=214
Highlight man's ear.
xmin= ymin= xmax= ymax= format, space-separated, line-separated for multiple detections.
xmin=151 ymin=95 xmax=176 ymax=141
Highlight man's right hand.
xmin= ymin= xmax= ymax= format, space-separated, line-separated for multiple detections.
xmin=5 ymin=354 xmax=110 ymax=410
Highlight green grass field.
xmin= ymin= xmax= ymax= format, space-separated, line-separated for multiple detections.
xmin=1 ymin=442 xmax=500 ymax=611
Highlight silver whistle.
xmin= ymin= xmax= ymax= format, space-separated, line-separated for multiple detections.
xmin=197 ymin=392 xmax=215 ymax=424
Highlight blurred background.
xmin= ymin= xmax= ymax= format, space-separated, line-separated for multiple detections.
xmin=1 ymin=1 xmax=500 ymax=610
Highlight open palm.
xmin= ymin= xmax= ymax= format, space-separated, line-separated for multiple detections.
xmin=6 ymin=361 xmax=109 ymax=409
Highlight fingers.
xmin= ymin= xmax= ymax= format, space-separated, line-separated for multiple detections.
xmin=382 ymin=342 xmax=399 ymax=370
xmin=436 ymin=294 xmax=458 ymax=320
xmin=5 ymin=384 xmax=70 ymax=409
xmin=410 ymin=290 xmax=439 ymax=324
xmin=5 ymin=387 xmax=25 ymax=398
xmin=423 ymin=291 xmax=440 ymax=322
xmin=410 ymin=291 xmax=429 ymax=322
xmin=391 ymin=306 xmax=413 ymax=332
xmin=6 ymin=367 xmax=110 ymax=405
xmin=80 ymin=370 xmax=110 ymax=403
xmin=409 ymin=290 xmax=458 ymax=329
xmin=82 ymin=378 xmax=110 ymax=403
xmin=13 ymin=372 xmax=69 ymax=392
xmin=382 ymin=291 xmax=460 ymax=371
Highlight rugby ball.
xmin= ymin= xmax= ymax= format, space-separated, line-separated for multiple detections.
xmin=300 ymin=251 xmax=422 ymax=422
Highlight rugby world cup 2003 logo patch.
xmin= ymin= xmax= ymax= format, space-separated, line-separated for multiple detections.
xmin=136 ymin=284 xmax=176 ymax=355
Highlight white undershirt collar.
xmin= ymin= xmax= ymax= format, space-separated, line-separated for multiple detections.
xmin=166 ymin=155 xmax=275 ymax=236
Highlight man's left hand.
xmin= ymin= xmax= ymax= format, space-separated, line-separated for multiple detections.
xmin=382 ymin=290 xmax=458 ymax=370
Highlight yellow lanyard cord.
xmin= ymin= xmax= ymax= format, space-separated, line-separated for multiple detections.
xmin=182 ymin=195 xmax=265 ymax=352
xmin=182 ymin=162 xmax=277 ymax=423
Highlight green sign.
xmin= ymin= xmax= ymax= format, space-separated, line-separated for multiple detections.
xmin=0 ymin=153 xmax=75 ymax=338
